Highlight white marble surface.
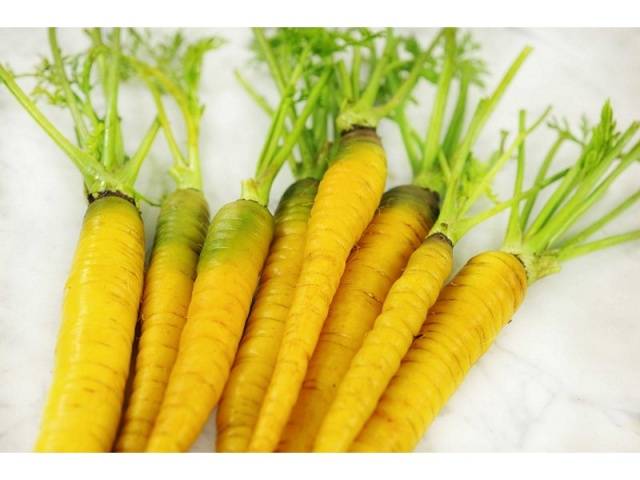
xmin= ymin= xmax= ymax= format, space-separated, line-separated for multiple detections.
xmin=0 ymin=28 xmax=639 ymax=452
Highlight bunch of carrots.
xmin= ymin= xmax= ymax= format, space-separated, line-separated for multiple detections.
xmin=1 ymin=27 xmax=638 ymax=453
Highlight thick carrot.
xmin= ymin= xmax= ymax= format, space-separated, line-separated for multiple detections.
xmin=145 ymin=49 xmax=330 ymax=451
xmin=0 ymin=28 xmax=160 ymax=451
xmin=313 ymin=233 xmax=452 ymax=451
xmin=216 ymin=179 xmax=318 ymax=452
xmin=36 ymin=195 xmax=145 ymax=451
xmin=313 ymin=45 xmax=536 ymax=452
xmin=114 ymin=32 xmax=218 ymax=452
xmin=248 ymin=27 xmax=437 ymax=453
xmin=146 ymin=199 xmax=274 ymax=451
xmin=351 ymin=252 xmax=526 ymax=452
xmin=115 ymin=189 xmax=209 ymax=452
xmin=278 ymin=185 xmax=438 ymax=451
xmin=351 ymin=103 xmax=640 ymax=452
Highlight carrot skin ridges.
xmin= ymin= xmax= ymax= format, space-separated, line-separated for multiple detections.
xmin=146 ymin=199 xmax=274 ymax=452
xmin=35 ymin=195 xmax=145 ymax=452
xmin=115 ymin=188 xmax=209 ymax=452
xmin=352 ymin=251 xmax=527 ymax=452
xmin=249 ymin=128 xmax=388 ymax=452
xmin=216 ymin=178 xmax=319 ymax=452
xmin=313 ymin=233 xmax=453 ymax=452
xmin=279 ymin=185 xmax=438 ymax=452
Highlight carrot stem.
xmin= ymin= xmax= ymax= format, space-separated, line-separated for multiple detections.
xmin=253 ymin=68 xmax=331 ymax=205
xmin=504 ymin=110 xmax=528 ymax=246
xmin=520 ymin=134 xmax=566 ymax=229
xmin=557 ymin=230 xmax=640 ymax=261
xmin=100 ymin=28 xmax=122 ymax=171
xmin=235 ymin=69 xmax=274 ymax=116
xmin=48 ymin=28 xmax=89 ymax=146
xmin=0 ymin=64 xmax=107 ymax=191
xmin=441 ymin=70 xmax=471 ymax=160
xmin=437 ymin=46 xmax=532 ymax=227
xmin=371 ymin=29 xmax=444 ymax=121
xmin=253 ymin=28 xmax=314 ymax=164
xmin=560 ymin=189 xmax=640 ymax=250
xmin=120 ymin=118 xmax=161 ymax=185
xmin=457 ymin=167 xmax=567 ymax=239
xmin=415 ymin=28 xmax=457 ymax=185
xmin=355 ymin=28 xmax=395 ymax=110
xmin=527 ymin=129 xmax=640 ymax=252
xmin=351 ymin=45 xmax=362 ymax=98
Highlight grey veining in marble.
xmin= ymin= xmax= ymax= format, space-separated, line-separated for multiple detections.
xmin=0 ymin=28 xmax=639 ymax=452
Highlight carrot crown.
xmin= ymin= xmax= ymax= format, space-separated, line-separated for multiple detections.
xmin=0 ymin=28 xmax=160 ymax=203
xmin=419 ymin=44 xmax=557 ymax=245
xmin=393 ymin=29 xmax=486 ymax=196
xmin=123 ymin=29 xmax=223 ymax=191
xmin=333 ymin=28 xmax=441 ymax=134
xmin=503 ymin=102 xmax=640 ymax=283
xmin=236 ymin=28 xmax=339 ymax=182
xmin=239 ymin=37 xmax=332 ymax=206
xmin=264 ymin=28 xmax=440 ymax=135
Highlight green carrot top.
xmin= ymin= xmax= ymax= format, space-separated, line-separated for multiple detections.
xmin=331 ymin=28 xmax=441 ymax=134
xmin=124 ymin=29 xmax=223 ymax=192
xmin=502 ymin=102 xmax=640 ymax=283
xmin=236 ymin=27 xmax=340 ymax=182
xmin=256 ymin=27 xmax=445 ymax=136
xmin=0 ymin=28 xmax=160 ymax=203
xmin=237 ymin=32 xmax=332 ymax=206
xmin=392 ymin=29 xmax=487 ymax=195
xmin=394 ymin=35 xmax=557 ymax=246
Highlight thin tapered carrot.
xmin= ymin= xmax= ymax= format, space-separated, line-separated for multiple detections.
xmin=216 ymin=38 xmax=337 ymax=451
xmin=114 ymin=33 xmax=220 ymax=452
xmin=145 ymin=51 xmax=331 ymax=452
xmin=352 ymin=103 xmax=640 ymax=451
xmin=278 ymin=29 xmax=472 ymax=451
xmin=313 ymin=44 xmax=545 ymax=452
xmin=0 ymin=28 xmax=160 ymax=451
xmin=352 ymin=251 xmax=526 ymax=452
xmin=248 ymin=28 xmax=439 ymax=452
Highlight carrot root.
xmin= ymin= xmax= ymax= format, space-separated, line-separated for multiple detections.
xmin=278 ymin=185 xmax=438 ymax=452
xmin=351 ymin=251 xmax=527 ymax=452
xmin=313 ymin=233 xmax=453 ymax=452
xmin=115 ymin=188 xmax=209 ymax=452
xmin=36 ymin=195 xmax=145 ymax=452
xmin=146 ymin=199 xmax=273 ymax=452
xmin=249 ymin=128 xmax=387 ymax=452
xmin=216 ymin=179 xmax=319 ymax=452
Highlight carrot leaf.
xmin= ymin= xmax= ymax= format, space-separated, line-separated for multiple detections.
xmin=123 ymin=29 xmax=223 ymax=191
xmin=503 ymin=102 xmax=640 ymax=283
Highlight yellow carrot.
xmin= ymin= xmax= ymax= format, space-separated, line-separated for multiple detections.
xmin=249 ymin=129 xmax=387 ymax=451
xmin=352 ymin=252 xmax=526 ymax=452
xmin=38 ymin=195 xmax=146 ymax=451
xmin=146 ymin=199 xmax=274 ymax=451
xmin=115 ymin=189 xmax=209 ymax=451
xmin=216 ymin=179 xmax=318 ymax=452
xmin=278 ymin=185 xmax=438 ymax=452
xmin=0 ymin=28 xmax=160 ymax=451
xmin=314 ymin=45 xmax=536 ymax=452
xmin=352 ymin=103 xmax=640 ymax=451
xmin=249 ymin=27 xmax=440 ymax=452
xmin=278 ymin=28 xmax=472 ymax=451
xmin=215 ymin=31 xmax=337 ymax=451
xmin=114 ymin=32 xmax=219 ymax=451
xmin=145 ymin=51 xmax=331 ymax=451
